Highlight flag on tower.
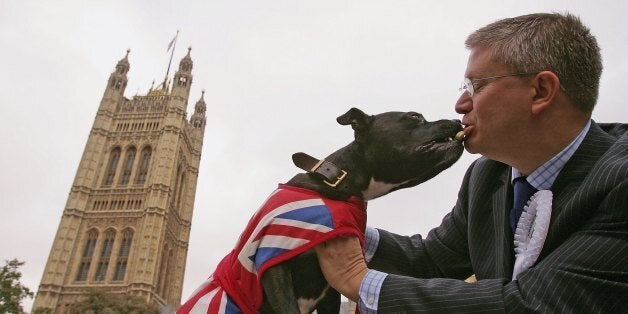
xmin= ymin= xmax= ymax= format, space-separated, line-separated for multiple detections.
xmin=167 ymin=31 xmax=178 ymax=52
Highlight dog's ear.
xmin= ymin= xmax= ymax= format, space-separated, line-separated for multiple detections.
xmin=337 ymin=107 xmax=372 ymax=143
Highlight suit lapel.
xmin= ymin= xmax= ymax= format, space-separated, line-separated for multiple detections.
xmin=491 ymin=169 xmax=513 ymax=278
xmin=541 ymin=121 xmax=615 ymax=259
xmin=551 ymin=122 xmax=611 ymax=201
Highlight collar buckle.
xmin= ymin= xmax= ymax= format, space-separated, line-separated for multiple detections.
xmin=293 ymin=152 xmax=349 ymax=188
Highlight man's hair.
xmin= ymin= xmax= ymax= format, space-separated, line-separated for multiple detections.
xmin=465 ymin=12 xmax=602 ymax=112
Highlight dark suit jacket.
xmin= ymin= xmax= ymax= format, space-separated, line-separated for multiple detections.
xmin=369 ymin=121 xmax=628 ymax=313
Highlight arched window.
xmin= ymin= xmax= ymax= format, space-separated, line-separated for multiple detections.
xmin=119 ymin=147 xmax=136 ymax=185
xmin=135 ymin=147 xmax=152 ymax=184
xmin=94 ymin=229 xmax=116 ymax=282
xmin=158 ymin=245 xmax=174 ymax=297
xmin=176 ymin=172 xmax=186 ymax=210
xmin=104 ymin=147 xmax=121 ymax=186
xmin=113 ymin=229 xmax=133 ymax=281
xmin=171 ymin=164 xmax=183 ymax=208
xmin=75 ymin=229 xmax=99 ymax=282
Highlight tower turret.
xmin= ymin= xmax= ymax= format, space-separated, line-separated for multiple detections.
xmin=190 ymin=90 xmax=207 ymax=130
xmin=94 ymin=49 xmax=130 ymax=132
xmin=171 ymin=47 xmax=193 ymax=103
xmin=104 ymin=49 xmax=130 ymax=101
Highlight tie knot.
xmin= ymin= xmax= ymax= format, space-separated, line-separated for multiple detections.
xmin=514 ymin=177 xmax=537 ymax=205
xmin=510 ymin=176 xmax=539 ymax=233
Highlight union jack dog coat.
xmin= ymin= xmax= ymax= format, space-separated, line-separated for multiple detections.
xmin=178 ymin=184 xmax=366 ymax=313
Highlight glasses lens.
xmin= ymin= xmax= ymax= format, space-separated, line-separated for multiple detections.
xmin=462 ymin=78 xmax=473 ymax=96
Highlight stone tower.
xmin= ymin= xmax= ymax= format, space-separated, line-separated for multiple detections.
xmin=33 ymin=48 xmax=206 ymax=312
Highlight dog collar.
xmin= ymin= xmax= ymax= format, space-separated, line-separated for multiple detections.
xmin=292 ymin=152 xmax=348 ymax=188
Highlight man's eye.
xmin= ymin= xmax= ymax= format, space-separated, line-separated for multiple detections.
xmin=473 ymin=81 xmax=489 ymax=93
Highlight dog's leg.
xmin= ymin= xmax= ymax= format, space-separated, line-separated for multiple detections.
xmin=261 ymin=265 xmax=300 ymax=313
xmin=313 ymin=286 xmax=341 ymax=314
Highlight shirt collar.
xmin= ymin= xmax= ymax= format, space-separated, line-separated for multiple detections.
xmin=512 ymin=120 xmax=591 ymax=190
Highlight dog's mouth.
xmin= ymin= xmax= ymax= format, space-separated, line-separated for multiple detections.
xmin=416 ymin=132 xmax=463 ymax=152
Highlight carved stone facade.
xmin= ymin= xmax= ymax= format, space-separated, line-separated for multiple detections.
xmin=33 ymin=49 xmax=206 ymax=313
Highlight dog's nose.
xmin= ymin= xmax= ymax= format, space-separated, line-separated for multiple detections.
xmin=452 ymin=119 xmax=461 ymax=124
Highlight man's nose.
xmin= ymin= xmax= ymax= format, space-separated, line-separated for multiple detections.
xmin=455 ymin=92 xmax=472 ymax=114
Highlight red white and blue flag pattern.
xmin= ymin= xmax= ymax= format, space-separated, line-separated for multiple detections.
xmin=178 ymin=184 xmax=367 ymax=314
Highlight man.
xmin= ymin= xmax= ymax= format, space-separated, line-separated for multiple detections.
xmin=316 ymin=12 xmax=628 ymax=313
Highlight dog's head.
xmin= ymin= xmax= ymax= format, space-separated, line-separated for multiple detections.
xmin=337 ymin=107 xmax=464 ymax=199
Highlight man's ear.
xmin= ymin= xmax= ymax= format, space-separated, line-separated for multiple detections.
xmin=531 ymin=71 xmax=561 ymax=114
xmin=337 ymin=107 xmax=373 ymax=143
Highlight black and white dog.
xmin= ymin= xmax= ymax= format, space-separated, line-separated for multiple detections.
xmin=179 ymin=108 xmax=464 ymax=314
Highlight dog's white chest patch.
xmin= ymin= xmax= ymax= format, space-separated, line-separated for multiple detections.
xmin=362 ymin=178 xmax=410 ymax=200
xmin=297 ymin=285 xmax=330 ymax=313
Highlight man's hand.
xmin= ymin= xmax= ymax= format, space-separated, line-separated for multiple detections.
xmin=315 ymin=235 xmax=368 ymax=301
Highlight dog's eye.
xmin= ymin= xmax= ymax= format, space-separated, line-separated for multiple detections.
xmin=409 ymin=113 xmax=425 ymax=123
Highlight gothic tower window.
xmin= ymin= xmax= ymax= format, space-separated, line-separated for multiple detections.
xmin=110 ymin=79 xmax=123 ymax=90
xmin=113 ymin=229 xmax=133 ymax=281
xmin=171 ymin=165 xmax=179 ymax=207
xmin=158 ymin=246 xmax=174 ymax=298
xmin=178 ymin=76 xmax=187 ymax=87
xmin=104 ymin=147 xmax=121 ymax=186
xmin=135 ymin=147 xmax=151 ymax=184
xmin=75 ymin=229 xmax=99 ymax=282
xmin=177 ymin=172 xmax=186 ymax=210
xmin=119 ymin=147 xmax=136 ymax=185
xmin=94 ymin=229 xmax=116 ymax=282
xmin=172 ymin=164 xmax=186 ymax=209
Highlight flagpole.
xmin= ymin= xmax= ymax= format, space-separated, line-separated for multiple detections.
xmin=163 ymin=30 xmax=179 ymax=90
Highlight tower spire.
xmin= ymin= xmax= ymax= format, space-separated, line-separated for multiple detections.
xmin=101 ymin=49 xmax=130 ymax=102
xmin=170 ymin=46 xmax=193 ymax=103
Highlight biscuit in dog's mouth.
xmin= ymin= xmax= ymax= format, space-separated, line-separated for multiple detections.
xmin=455 ymin=130 xmax=465 ymax=141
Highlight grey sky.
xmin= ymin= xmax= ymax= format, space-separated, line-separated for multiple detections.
xmin=1 ymin=0 xmax=626 ymax=311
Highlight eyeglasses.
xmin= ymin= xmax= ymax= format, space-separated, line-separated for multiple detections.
xmin=459 ymin=72 xmax=540 ymax=97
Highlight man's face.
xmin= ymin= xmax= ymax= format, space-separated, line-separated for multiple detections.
xmin=455 ymin=47 xmax=534 ymax=162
